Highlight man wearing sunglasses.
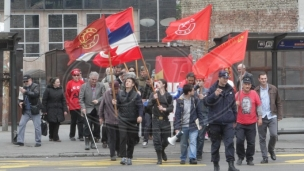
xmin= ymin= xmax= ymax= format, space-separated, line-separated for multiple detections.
xmin=14 ymin=74 xmax=42 ymax=147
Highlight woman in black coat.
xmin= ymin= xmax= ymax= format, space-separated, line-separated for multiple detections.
xmin=42 ymin=77 xmax=68 ymax=142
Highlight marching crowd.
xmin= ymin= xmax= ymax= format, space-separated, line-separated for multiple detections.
xmin=13 ymin=63 xmax=282 ymax=171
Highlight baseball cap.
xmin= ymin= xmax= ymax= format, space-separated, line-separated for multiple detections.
xmin=218 ymin=70 xmax=229 ymax=79
xmin=243 ymin=77 xmax=251 ymax=84
xmin=71 ymin=69 xmax=80 ymax=75
xmin=23 ymin=75 xmax=32 ymax=81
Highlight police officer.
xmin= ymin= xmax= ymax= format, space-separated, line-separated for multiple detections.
xmin=204 ymin=70 xmax=239 ymax=171
xmin=147 ymin=79 xmax=173 ymax=164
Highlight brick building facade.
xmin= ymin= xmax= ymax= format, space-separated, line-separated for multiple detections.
xmin=180 ymin=0 xmax=298 ymax=58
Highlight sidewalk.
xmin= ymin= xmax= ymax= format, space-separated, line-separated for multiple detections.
xmin=0 ymin=118 xmax=303 ymax=158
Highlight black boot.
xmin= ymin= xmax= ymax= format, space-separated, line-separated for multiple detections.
xmin=228 ymin=161 xmax=239 ymax=171
xmin=85 ymin=137 xmax=90 ymax=150
xmin=162 ymin=148 xmax=167 ymax=161
xmin=156 ymin=150 xmax=162 ymax=164
xmin=213 ymin=162 xmax=220 ymax=171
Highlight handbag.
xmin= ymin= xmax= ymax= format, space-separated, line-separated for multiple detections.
xmin=41 ymin=115 xmax=48 ymax=136
xmin=30 ymin=103 xmax=40 ymax=114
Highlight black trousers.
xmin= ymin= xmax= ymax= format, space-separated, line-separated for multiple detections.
xmin=101 ymin=124 xmax=108 ymax=143
xmin=152 ymin=118 xmax=170 ymax=151
xmin=119 ymin=120 xmax=138 ymax=159
xmin=235 ymin=123 xmax=256 ymax=162
xmin=69 ymin=109 xmax=84 ymax=138
xmin=144 ymin=113 xmax=152 ymax=142
xmin=197 ymin=126 xmax=207 ymax=158
xmin=209 ymin=123 xmax=235 ymax=162
xmin=106 ymin=123 xmax=120 ymax=157
xmin=83 ymin=109 xmax=100 ymax=139
xmin=49 ymin=122 xmax=60 ymax=141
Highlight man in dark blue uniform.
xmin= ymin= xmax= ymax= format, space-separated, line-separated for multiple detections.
xmin=204 ymin=70 xmax=239 ymax=171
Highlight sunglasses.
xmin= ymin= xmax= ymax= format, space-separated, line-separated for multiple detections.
xmin=23 ymin=81 xmax=28 ymax=83
xmin=73 ymin=75 xmax=80 ymax=76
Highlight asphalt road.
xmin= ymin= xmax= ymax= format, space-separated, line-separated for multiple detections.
xmin=1 ymin=152 xmax=304 ymax=171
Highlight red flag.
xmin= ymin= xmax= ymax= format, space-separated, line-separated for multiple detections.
xmin=154 ymin=56 xmax=164 ymax=80
xmin=155 ymin=56 xmax=193 ymax=82
xmin=162 ymin=4 xmax=212 ymax=42
xmin=193 ymin=30 xmax=248 ymax=79
xmin=106 ymin=7 xmax=134 ymax=32
xmin=64 ymin=15 xmax=109 ymax=65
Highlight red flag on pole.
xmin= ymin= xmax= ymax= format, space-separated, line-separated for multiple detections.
xmin=162 ymin=4 xmax=212 ymax=42
xmin=106 ymin=7 xmax=134 ymax=32
xmin=192 ymin=30 xmax=248 ymax=79
xmin=64 ymin=15 xmax=109 ymax=65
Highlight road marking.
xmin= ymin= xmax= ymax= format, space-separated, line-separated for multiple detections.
xmin=277 ymin=154 xmax=304 ymax=157
xmin=57 ymin=167 xmax=107 ymax=169
xmin=160 ymin=164 xmax=206 ymax=167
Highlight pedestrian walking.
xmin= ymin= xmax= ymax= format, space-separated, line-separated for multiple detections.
xmin=235 ymin=76 xmax=262 ymax=166
xmin=204 ymin=70 xmax=239 ymax=171
xmin=255 ymin=72 xmax=283 ymax=164
xmin=42 ymin=77 xmax=68 ymax=142
xmin=79 ymin=71 xmax=105 ymax=150
xmin=65 ymin=69 xmax=85 ymax=141
xmin=14 ymin=74 xmax=42 ymax=147
xmin=112 ymin=77 xmax=143 ymax=165
xmin=147 ymin=79 xmax=173 ymax=164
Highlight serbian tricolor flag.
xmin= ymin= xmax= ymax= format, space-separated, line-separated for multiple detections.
xmin=92 ymin=23 xmax=142 ymax=67
xmin=106 ymin=7 xmax=134 ymax=32
xmin=64 ymin=15 xmax=109 ymax=65
xmin=162 ymin=4 xmax=212 ymax=42
xmin=193 ymin=30 xmax=249 ymax=81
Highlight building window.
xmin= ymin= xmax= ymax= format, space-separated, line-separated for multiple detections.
xmin=10 ymin=15 xmax=40 ymax=57
xmin=26 ymin=0 xmax=44 ymax=9
xmin=45 ymin=0 xmax=63 ymax=9
xmin=65 ymin=0 xmax=82 ymax=9
xmin=48 ymin=14 xmax=78 ymax=50
xmin=11 ymin=0 xmax=26 ymax=9
xmin=84 ymin=0 xmax=101 ymax=9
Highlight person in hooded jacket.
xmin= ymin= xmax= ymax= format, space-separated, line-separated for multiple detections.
xmin=42 ymin=77 xmax=68 ymax=142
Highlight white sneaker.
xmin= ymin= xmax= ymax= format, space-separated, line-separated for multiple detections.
xmin=120 ymin=157 xmax=126 ymax=165
xmin=142 ymin=142 xmax=148 ymax=148
xmin=205 ymin=133 xmax=209 ymax=140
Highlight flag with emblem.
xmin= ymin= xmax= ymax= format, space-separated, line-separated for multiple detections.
xmin=64 ymin=15 xmax=109 ymax=65
xmin=162 ymin=4 xmax=212 ymax=42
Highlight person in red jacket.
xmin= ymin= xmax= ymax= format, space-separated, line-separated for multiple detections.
xmin=65 ymin=69 xmax=85 ymax=141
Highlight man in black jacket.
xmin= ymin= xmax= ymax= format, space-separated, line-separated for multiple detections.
xmin=147 ymin=79 xmax=173 ymax=164
xmin=204 ymin=70 xmax=239 ymax=171
xmin=112 ymin=77 xmax=143 ymax=165
xmin=14 ymin=75 xmax=42 ymax=147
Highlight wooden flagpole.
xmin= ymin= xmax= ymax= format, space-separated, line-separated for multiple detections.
xmin=108 ymin=51 xmax=118 ymax=117
xmin=141 ymin=57 xmax=161 ymax=106
xmin=135 ymin=60 xmax=139 ymax=78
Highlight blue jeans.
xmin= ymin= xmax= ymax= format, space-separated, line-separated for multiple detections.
xmin=180 ymin=127 xmax=198 ymax=161
xmin=17 ymin=110 xmax=41 ymax=144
